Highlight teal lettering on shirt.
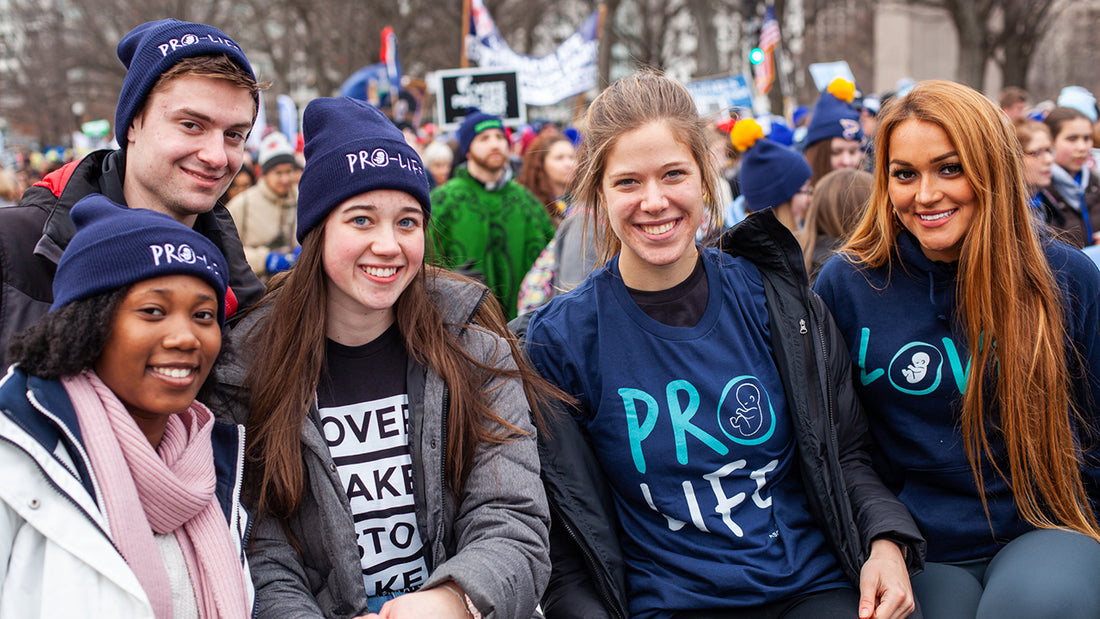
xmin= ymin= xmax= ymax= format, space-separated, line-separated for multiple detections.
xmin=717 ymin=376 xmax=777 ymax=445
xmin=856 ymin=327 xmax=973 ymax=396
xmin=667 ymin=379 xmax=727 ymax=465
xmin=942 ymin=337 xmax=971 ymax=394
xmin=858 ymin=328 xmax=886 ymax=385
xmin=888 ymin=342 xmax=942 ymax=395
xmin=621 ymin=387 xmax=660 ymax=474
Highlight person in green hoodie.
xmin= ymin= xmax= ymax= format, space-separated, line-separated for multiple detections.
xmin=430 ymin=111 xmax=554 ymax=319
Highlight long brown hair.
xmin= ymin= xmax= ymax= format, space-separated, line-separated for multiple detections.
xmin=243 ymin=220 xmax=558 ymax=522
xmin=571 ymin=70 xmax=722 ymax=263
xmin=844 ymin=79 xmax=1100 ymax=541
xmin=800 ymin=168 xmax=871 ymax=274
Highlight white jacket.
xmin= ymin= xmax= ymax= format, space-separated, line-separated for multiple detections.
xmin=0 ymin=366 xmax=251 ymax=617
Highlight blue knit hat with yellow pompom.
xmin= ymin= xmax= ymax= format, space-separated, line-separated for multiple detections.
xmin=804 ymin=78 xmax=863 ymax=149
xmin=732 ymin=118 xmax=812 ymax=211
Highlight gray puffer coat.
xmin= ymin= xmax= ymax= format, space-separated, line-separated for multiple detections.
xmin=213 ymin=273 xmax=549 ymax=619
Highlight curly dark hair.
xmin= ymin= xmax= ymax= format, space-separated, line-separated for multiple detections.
xmin=7 ymin=287 xmax=130 ymax=379
xmin=8 ymin=285 xmax=232 ymax=405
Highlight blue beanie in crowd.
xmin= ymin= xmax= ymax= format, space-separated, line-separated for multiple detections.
xmin=765 ymin=116 xmax=795 ymax=147
xmin=115 ymin=19 xmax=255 ymax=148
xmin=296 ymin=97 xmax=432 ymax=242
xmin=804 ymin=78 xmax=863 ymax=149
xmin=455 ymin=110 xmax=505 ymax=161
xmin=52 ymin=194 xmax=230 ymax=325
xmin=732 ymin=119 xmax=812 ymax=211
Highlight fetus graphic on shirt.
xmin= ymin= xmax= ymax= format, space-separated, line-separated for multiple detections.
xmin=857 ymin=328 xmax=967 ymax=396
xmin=902 ymin=352 xmax=930 ymax=384
xmin=730 ymin=383 xmax=764 ymax=436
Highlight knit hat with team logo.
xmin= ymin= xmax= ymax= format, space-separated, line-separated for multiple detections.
xmin=296 ymin=97 xmax=431 ymax=242
xmin=805 ymin=78 xmax=863 ymax=149
xmin=52 ymin=194 xmax=229 ymax=325
xmin=115 ymin=18 xmax=255 ymax=148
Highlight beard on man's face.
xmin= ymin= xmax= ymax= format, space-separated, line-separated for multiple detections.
xmin=468 ymin=146 xmax=508 ymax=174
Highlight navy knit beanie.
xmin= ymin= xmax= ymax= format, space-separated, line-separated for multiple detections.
xmin=455 ymin=110 xmax=505 ymax=161
xmin=296 ymin=97 xmax=431 ymax=242
xmin=731 ymin=119 xmax=812 ymax=211
xmin=52 ymin=194 xmax=230 ymax=325
xmin=804 ymin=78 xmax=863 ymax=149
xmin=115 ymin=19 xmax=255 ymax=148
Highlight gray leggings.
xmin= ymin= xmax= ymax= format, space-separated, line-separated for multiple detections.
xmin=912 ymin=529 xmax=1100 ymax=619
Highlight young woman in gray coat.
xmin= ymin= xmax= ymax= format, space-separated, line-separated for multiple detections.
xmin=217 ymin=97 xmax=555 ymax=619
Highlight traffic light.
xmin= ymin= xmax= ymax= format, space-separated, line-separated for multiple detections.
xmin=749 ymin=47 xmax=764 ymax=65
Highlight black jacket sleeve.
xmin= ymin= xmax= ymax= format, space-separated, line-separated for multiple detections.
xmin=198 ymin=204 xmax=265 ymax=321
xmin=509 ymin=313 xmax=627 ymax=619
xmin=537 ymin=408 xmax=627 ymax=619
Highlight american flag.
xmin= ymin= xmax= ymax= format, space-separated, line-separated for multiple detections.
xmin=754 ymin=4 xmax=780 ymax=95
xmin=380 ymin=26 xmax=401 ymax=97
xmin=469 ymin=0 xmax=497 ymax=38
xmin=759 ymin=5 xmax=780 ymax=52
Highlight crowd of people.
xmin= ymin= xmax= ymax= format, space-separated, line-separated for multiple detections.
xmin=2 ymin=15 xmax=1100 ymax=619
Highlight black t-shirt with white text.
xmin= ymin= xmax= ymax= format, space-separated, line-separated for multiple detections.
xmin=317 ymin=323 xmax=429 ymax=596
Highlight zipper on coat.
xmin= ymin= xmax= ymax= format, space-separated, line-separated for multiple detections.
xmin=0 ymin=434 xmax=118 ymax=553
xmin=807 ymin=300 xmax=862 ymax=575
xmin=808 ymin=306 xmax=840 ymax=461
xmin=232 ymin=425 xmax=255 ymax=568
xmin=435 ymin=384 xmax=450 ymax=564
xmin=27 ymin=390 xmax=109 ymax=519
xmin=548 ymin=500 xmax=626 ymax=619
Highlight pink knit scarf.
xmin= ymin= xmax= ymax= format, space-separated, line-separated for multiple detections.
xmin=63 ymin=370 xmax=248 ymax=619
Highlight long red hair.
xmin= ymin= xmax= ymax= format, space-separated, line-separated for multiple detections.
xmin=843 ymin=79 xmax=1100 ymax=542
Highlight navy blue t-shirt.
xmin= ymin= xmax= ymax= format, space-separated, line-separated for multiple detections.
xmin=528 ymin=247 xmax=847 ymax=618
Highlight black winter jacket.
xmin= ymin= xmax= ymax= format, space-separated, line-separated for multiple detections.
xmin=521 ymin=209 xmax=925 ymax=619
xmin=0 ymin=149 xmax=264 ymax=366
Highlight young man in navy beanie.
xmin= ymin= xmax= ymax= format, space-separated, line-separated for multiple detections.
xmin=0 ymin=18 xmax=266 ymax=366
xmin=429 ymin=109 xmax=554 ymax=320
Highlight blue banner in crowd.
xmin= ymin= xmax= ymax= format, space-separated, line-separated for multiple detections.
xmin=686 ymin=74 xmax=755 ymax=116
xmin=276 ymin=94 xmax=298 ymax=146
xmin=466 ymin=3 xmax=599 ymax=106
xmin=339 ymin=64 xmax=395 ymax=107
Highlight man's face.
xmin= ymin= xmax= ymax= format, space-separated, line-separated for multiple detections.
xmin=466 ymin=128 xmax=509 ymax=174
xmin=1004 ymin=101 xmax=1027 ymax=121
xmin=263 ymin=162 xmax=297 ymax=197
xmin=124 ymin=74 xmax=254 ymax=226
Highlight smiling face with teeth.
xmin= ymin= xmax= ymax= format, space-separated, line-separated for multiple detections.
xmin=887 ymin=119 xmax=977 ymax=263
xmin=94 ymin=274 xmax=222 ymax=447
xmin=321 ymin=189 xmax=425 ymax=345
xmin=600 ymin=121 xmax=704 ymax=291
xmin=124 ymin=75 xmax=255 ymax=227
